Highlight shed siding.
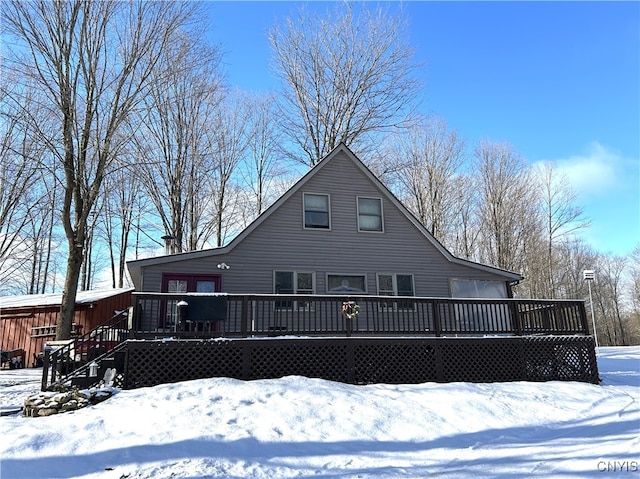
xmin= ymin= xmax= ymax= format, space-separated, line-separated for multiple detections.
xmin=0 ymin=290 xmax=132 ymax=367
xmin=140 ymin=151 xmax=511 ymax=296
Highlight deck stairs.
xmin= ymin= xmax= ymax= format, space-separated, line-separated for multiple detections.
xmin=41 ymin=309 xmax=130 ymax=391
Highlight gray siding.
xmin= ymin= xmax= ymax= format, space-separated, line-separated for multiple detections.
xmin=137 ymin=150 xmax=514 ymax=297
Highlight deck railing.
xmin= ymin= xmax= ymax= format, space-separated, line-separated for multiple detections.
xmin=41 ymin=309 xmax=130 ymax=391
xmin=130 ymin=293 xmax=590 ymax=339
xmin=41 ymin=294 xmax=590 ymax=390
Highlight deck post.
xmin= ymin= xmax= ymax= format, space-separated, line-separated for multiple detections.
xmin=578 ymin=301 xmax=590 ymax=335
xmin=40 ymin=348 xmax=50 ymax=391
xmin=345 ymin=315 xmax=352 ymax=337
xmin=432 ymin=300 xmax=441 ymax=337
xmin=511 ymin=300 xmax=523 ymax=336
xmin=240 ymin=296 xmax=249 ymax=338
xmin=131 ymin=300 xmax=142 ymax=337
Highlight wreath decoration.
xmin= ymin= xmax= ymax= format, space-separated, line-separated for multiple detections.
xmin=341 ymin=301 xmax=361 ymax=320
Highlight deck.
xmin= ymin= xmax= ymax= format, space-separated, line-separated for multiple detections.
xmin=40 ymin=293 xmax=598 ymax=390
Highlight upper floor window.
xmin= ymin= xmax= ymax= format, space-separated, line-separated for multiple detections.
xmin=358 ymin=197 xmax=383 ymax=232
xmin=304 ymin=193 xmax=330 ymax=229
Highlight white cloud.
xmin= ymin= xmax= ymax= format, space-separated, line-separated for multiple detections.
xmin=532 ymin=142 xmax=639 ymax=255
xmin=548 ymin=142 xmax=622 ymax=197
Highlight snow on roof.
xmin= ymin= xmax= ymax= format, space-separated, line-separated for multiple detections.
xmin=0 ymin=288 xmax=133 ymax=309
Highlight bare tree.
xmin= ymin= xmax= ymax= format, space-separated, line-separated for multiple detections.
xmin=387 ymin=116 xmax=466 ymax=244
xmin=628 ymin=244 xmax=640 ymax=344
xmin=551 ymin=238 xmax=596 ymax=299
xmin=449 ymin=174 xmax=481 ymax=261
xmin=535 ymin=162 xmax=590 ymax=298
xmin=205 ymin=93 xmax=252 ymax=247
xmin=132 ymin=30 xmax=224 ymax=253
xmin=593 ymin=254 xmax=630 ymax=346
xmin=241 ymin=92 xmax=285 ymax=218
xmin=25 ymin=170 xmax=61 ymax=294
xmin=0 ymin=81 xmax=48 ymax=289
xmin=3 ymin=0 xmax=198 ymax=339
xmin=269 ymin=3 xmax=421 ymax=165
xmin=475 ymin=140 xmax=540 ymax=273
xmin=126 ymin=188 xmax=162 ymax=262
xmin=98 ymin=162 xmax=142 ymax=288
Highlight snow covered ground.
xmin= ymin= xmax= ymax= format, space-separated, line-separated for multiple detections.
xmin=0 ymin=346 xmax=638 ymax=479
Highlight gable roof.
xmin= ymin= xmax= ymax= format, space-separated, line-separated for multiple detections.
xmin=127 ymin=143 xmax=522 ymax=284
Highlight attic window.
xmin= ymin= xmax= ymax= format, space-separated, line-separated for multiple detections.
xmin=357 ymin=197 xmax=383 ymax=232
xmin=304 ymin=193 xmax=330 ymax=229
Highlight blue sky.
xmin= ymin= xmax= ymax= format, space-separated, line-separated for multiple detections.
xmin=205 ymin=1 xmax=639 ymax=256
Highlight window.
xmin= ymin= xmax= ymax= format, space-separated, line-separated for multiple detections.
xmin=162 ymin=274 xmax=222 ymax=293
xmin=296 ymin=272 xmax=314 ymax=295
xmin=327 ymin=274 xmax=366 ymax=293
xmin=358 ymin=197 xmax=383 ymax=232
xmin=304 ymin=193 xmax=330 ymax=229
xmin=377 ymin=273 xmax=414 ymax=310
xmin=274 ymin=271 xmax=315 ymax=309
xmin=167 ymin=279 xmax=188 ymax=294
xmin=450 ymin=279 xmax=510 ymax=332
xmin=450 ymin=279 xmax=507 ymax=298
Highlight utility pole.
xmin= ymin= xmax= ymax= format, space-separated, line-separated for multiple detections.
xmin=583 ymin=270 xmax=599 ymax=356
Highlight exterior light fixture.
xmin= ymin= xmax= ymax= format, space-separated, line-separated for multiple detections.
xmin=583 ymin=270 xmax=599 ymax=355
xmin=89 ymin=361 xmax=99 ymax=377
xmin=217 ymin=263 xmax=230 ymax=270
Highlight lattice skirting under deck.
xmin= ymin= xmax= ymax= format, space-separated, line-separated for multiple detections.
xmin=120 ymin=336 xmax=599 ymax=389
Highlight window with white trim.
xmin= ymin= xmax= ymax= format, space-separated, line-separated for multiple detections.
xmin=304 ymin=193 xmax=330 ymax=229
xmin=377 ymin=273 xmax=415 ymax=310
xmin=327 ymin=274 xmax=367 ymax=294
xmin=274 ymin=271 xmax=315 ymax=309
xmin=357 ymin=197 xmax=383 ymax=232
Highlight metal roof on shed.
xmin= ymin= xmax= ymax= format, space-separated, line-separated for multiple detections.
xmin=0 ymin=288 xmax=133 ymax=309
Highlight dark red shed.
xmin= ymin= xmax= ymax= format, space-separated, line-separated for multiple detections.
xmin=0 ymin=288 xmax=133 ymax=368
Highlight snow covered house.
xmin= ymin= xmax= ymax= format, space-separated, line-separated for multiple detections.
xmin=36 ymin=145 xmax=597 ymax=390
xmin=128 ymin=144 xmax=521 ymax=299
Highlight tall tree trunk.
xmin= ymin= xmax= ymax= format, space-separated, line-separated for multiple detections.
xmin=57 ymin=242 xmax=83 ymax=340
xmin=4 ymin=0 xmax=200 ymax=338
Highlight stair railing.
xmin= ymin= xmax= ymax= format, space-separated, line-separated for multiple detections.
xmin=41 ymin=308 xmax=130 ymax=391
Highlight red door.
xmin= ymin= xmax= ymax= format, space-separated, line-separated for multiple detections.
xmin=161 ymin=273 xmax=222 ymax=294
xmin=160 ymin=274 xmax=222 ymax=330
